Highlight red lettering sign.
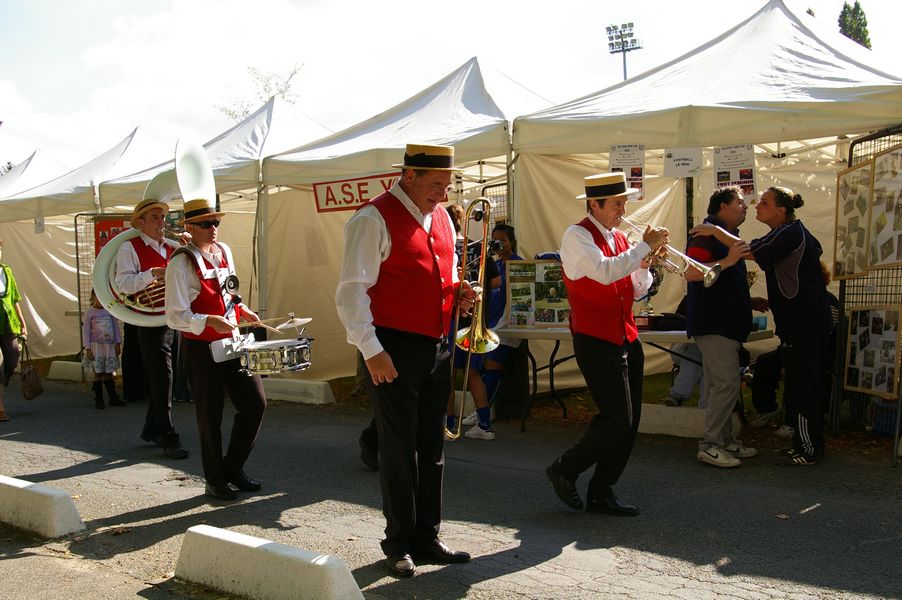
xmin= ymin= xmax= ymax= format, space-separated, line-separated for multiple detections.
xmin=313 ymin=173 xmax=400 ymax=213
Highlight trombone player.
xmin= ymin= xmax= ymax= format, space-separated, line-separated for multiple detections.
xmin=546 ymin=172 xmax=667 ymax=516
xmin=336 ymin=143 xmax=476 ymax=577
xmin=115 ymin=173 xmax=189 ymax=460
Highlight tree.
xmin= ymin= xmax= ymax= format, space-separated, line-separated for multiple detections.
xmin=216 ymin=64 xmax=303 ymax=122
xmin=0 ymin=161 xmax=13 ymax=176
xmin=838 ymin=1 xmax=871 ymax=49
xmin=806 ymin=8 xmax=814 ymax=17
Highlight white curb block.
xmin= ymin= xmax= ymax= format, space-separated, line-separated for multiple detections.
xmin=262 ymin=378 xmax=335 ymax=405
xmin=640 ymin=404 xmax=741 ymax=438
xmin=0 ymin=475 xmax=85 ymax=538
xmin=47 ymin=361 xmax=83 ymax=382
xmin=176 ymin=525 xmax=363 ymax=600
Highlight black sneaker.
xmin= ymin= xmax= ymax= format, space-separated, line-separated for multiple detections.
xmin=774 ymin=449 xmax=819 ymax=466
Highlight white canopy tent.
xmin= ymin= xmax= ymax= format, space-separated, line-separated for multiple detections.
xmin=0 ymin=149 xmax=69 ymax=198
xmin=0 ymin=130 xmax=140 ymax=222
xmin=261 ymin=57 xmax=510 ymax=379
xmin=511 ymin=0 xmax=902 ymax=383
xmin=99 ymin=97 xmax=331 ymax=207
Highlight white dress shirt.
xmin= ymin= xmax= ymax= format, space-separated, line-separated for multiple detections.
xmin=335 ymin=181 xmax=459 ymax=360
xmin=165 ymin=243 xmax=246 ymax=336
xmin=559 ymin=213 xmax=653 ymax=300
xmin=115 ymin=231 xmax=179 ymax=295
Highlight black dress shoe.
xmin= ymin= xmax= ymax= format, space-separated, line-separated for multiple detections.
xmin=545 ymin=463 xmax=583 ymax=511
xmin=205 ymin=482 xmax=238 ymax=501
xmin=385 ymin=553 xmax=415 ymax=577
xmin=586 ymin=491 xmax=640 ymax=516
xmin=163 ymin=444 xmax=189 ymax=459
xmin=410 ymin=539 xmax=470 ymax=564
xmin=359 ymin=439 xmax=379 ymax=471
xmin=227 ymin=470 xmax=262 ymax=492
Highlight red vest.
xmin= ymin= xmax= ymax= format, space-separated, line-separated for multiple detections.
xmin=129 ymin=236 xmax=173 ymax=308
xmin=366 ymin=192 xmax=455 ymax=339
xmin=562 ymin=217 xmax=639 ymax=344
xmin=181 ymin=245 xmax=242 ymax=342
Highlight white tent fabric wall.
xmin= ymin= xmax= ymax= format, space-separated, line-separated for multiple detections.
xmin=0 ymin=220 xmax=79 ymax=358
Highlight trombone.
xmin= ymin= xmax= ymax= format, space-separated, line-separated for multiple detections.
xmin=444 ymin=197 xmax=500 ymax=440
xmin=620 ymin=216 xmax=722 ymax=288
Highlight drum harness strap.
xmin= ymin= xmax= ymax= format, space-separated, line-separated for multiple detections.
xmin=171 ymin=242 xmax=241 ymax=324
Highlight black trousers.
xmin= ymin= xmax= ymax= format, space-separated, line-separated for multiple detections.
xmin=0 ymin=333 xmax=20 ymax=386
xmin=136 ymin=325 xmax=177 ymax=443
xmin=751 ymin=347 xmax=783 ymax=416
xmin=182 ymin=338 xmax=266 ymax=486
xmin=782 ymin=336 xmax=830 ymax=457
xmin=369 ymin=327 xmax=450 ymax=557
xmin=121 ymin=323 xmax=146 ymax=402
xmin=557 ymin=334 xmax=643 ymax=499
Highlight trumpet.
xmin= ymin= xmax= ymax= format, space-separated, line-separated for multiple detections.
xmin=444 ymin=198 xmax=500 ymax=441
xmin=620 ymin=216 xmax=721 ymax=288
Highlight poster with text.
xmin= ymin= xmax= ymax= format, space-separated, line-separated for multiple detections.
xmin=713 ymin=144 xmax=756 ymax=198
xmin=506 ymin=260 xmax=571 ymax=328
xmin=845 ymin=305 xmax=900 ymax=399
xmin=834 ymin=160 xmax=873 ymax=279
xmin=663 ymin=147 xmax=704 ymax=178
xmin=610 ymin=144 xmax=645 ymax=200
xmin=866 ymin=144 xmax=902 ymax=270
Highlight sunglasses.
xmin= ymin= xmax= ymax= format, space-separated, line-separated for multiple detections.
xmin=191 ymin=219 xmax=221 ymax=229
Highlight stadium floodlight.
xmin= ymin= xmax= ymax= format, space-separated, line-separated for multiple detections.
xmin=606 ymin=22 xmax=643 ymax=80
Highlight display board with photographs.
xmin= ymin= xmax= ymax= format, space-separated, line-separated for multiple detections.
xmin=834 ymin=160 xmax=873 ymax=279
xmin=866 ymin=144 xmax=902 ymax=270
xmin=845 ymin=305 xmax=900 ymax=399
xmin=506 ymin=260 xmax=571 ymax=328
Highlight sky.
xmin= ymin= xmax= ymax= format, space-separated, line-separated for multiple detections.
xmin=1 ymin=0 xmax=900 ymax=176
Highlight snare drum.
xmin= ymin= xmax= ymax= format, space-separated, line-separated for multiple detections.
xmin=238 ymin=338 xmax=312 ymax=375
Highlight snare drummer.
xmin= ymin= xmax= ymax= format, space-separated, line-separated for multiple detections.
xmin=165 ymin=196 xmax=266 ymax=502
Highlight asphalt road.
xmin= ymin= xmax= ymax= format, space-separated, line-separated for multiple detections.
xmin=0 ymin=377 xmax=900 ymax=599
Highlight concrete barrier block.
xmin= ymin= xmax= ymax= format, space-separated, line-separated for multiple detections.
xmin=0 ymin=475 xmax=85 ymax=538
xmin=640 ymin=404 xmax=740 ymax=438
xmin=262 ymin=378 xmax=334 ymax=405
xmin=176 ymin=525 xmax=362 ymax=600
xmin=47 ymin=361 xmax=83 ymax=382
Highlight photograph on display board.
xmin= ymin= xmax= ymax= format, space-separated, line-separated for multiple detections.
xmin=506 ymin=260 xmax=570 ymax=328
xmin=834 ymin=160 xmax=873 ymax=279
xmin=845 ymin=305 xmax=900 ymax=399
xmin=866 ymin=144 xmax=902 ymax=270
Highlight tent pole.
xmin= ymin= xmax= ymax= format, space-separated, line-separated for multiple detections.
xmin=256 ymin=182 xmax=268 ymax=318
xmin=685 ymin=176 xmax=694 ymax=235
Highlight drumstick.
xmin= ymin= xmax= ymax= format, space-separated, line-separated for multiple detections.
xmin=236 ymin=321 xmax=282 ymax=334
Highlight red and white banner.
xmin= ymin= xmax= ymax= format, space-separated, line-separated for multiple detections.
xmin=313 ymin=173 xmax=400 ymax=213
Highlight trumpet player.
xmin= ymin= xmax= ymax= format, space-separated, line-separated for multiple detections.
xmin=336 ymin=144 xmax=476 ymax=577
xmin=115 ymin=176 xmax=189 ymax=460
xmin=546 ymin=172 xmax=667 ymax=517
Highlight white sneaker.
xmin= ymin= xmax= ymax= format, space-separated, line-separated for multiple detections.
xmin=464 ymin=424 xmax=496 ymax=440
xmin=750 ymin=410 xmax=779 ymax=428
xmin=723 ymin=442 xmax=758 ymax=458
xmin=461 ymin=411 xmax=479 ymax=427
xmin=697 ymin=447 xmax=741 ymax=468
xmin=775 ymin=425 xmax=795 ymax=439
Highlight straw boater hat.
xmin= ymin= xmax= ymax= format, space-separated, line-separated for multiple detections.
xmin=173 ymin=139 xmax=223 ymax=224
xmin=392 ymin=143 xmax=462 ymax=171
xmin=131 ymin=169 xmax=179 ymax=228
xmin=576 ymin=172 xmax=639 ymax=200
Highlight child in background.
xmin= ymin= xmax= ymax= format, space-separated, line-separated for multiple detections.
xmin=83 ymin=289 xmax=123 ymax=409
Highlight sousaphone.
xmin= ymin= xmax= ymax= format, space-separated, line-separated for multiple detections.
xmin=92 ymin=140 xmax=213 ymax=326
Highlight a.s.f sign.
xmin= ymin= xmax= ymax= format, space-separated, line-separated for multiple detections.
xmin=313 ymin=173 xmax=400 ymax=212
